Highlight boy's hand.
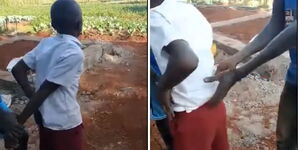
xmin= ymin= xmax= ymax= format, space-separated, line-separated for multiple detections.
xmin=157 ymin=88 xmax=175 ymax=120
xmin=204 ymin=70 xmax=242 ymax=107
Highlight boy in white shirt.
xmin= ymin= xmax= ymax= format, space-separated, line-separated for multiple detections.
xmin=150 ymin=0 xmax=229 ymax=149
xmin=11 ymin=0 xmax=85 ymax=149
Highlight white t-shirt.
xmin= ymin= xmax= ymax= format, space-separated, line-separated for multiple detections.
xmin=23 ymin=34 xmax=84 ymax=130
xmin=150 ymin=0 xmax=218 ymax=113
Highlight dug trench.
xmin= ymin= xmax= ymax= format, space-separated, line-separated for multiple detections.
xmin=0 ymin=37 xmax=147 ymax=150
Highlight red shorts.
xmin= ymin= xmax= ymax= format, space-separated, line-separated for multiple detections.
xmin=170 ymin=101 xmax=229 ymax=150
xmin=39 ymin=124 xmax=84 ymax=150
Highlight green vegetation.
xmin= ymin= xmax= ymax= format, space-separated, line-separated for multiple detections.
xmin=0 ymin=1 xmax=147 ymax=36
xmin=190 ymin=0 xmax=272 ymax=9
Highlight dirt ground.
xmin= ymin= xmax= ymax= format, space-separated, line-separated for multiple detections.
xmin=215 ymin=18 xmax=270 ymax=43
xmin=0 ymin=40 xmax=38 ymax=70
xmin=151 ymin=5 xmax=288 ymax=150
xmin=198 ymin=6 xmax=258 ymax=22
xmin=79 ymin=41 xmax=147 ymax=150
xmin=0 ymin=34 xmax=147 ymax=150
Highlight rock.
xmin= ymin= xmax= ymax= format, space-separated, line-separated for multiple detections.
xmin=102 ymin=53 xmax=121 ymax=64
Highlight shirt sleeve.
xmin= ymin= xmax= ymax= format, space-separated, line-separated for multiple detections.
xmin=22 ymin=39 xmax=45 ymax=70
xmin=150 ymin=11 xmax=184 ymax=53
xmin=46 ymin=52 xmax=84 ymax=88
xmin=23 ymin=48 xmax=37 ymax=70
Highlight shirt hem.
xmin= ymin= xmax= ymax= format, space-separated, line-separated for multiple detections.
xmin=42 ymin=120 xmax=82 ymax=131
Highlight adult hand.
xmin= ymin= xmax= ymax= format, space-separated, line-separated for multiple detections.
xmin=204 ymin=69 xmax=242 ymax=107
xmin=4 ymin=132 xmax=19 ymax=149
xmin=1 ymin=112 xmax=25 ymax=149
xmin=215 ymin=57 xmax=238 ymax=74
xmin=157 ymin=88 xmax=175 ymax=120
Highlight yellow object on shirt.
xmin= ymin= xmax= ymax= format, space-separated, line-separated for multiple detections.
xmin=211 ymin=43 xmax=217 ymax=57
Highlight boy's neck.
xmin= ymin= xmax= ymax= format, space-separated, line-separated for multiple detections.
xmin=57 ymin=33 xmax=79 ymax=38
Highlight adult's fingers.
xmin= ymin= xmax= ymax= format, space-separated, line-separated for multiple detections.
xmin=4 ymin=132 xmax=19 ymax=145
xmin=4 ymin=134 xmax=19 ymax=149
xmin=203 ymin=75 xmax=218 ymax=83
xmin=13 ymin=125 xmax=25 ymax=134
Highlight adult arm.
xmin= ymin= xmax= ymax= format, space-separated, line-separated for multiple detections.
xmin=204 ymin=20 xmax=297 ymax=105
xmin=237 ymin=20 xmax=297 ymax=78
xmin=217 ymin=0 xmax=285 ymax=72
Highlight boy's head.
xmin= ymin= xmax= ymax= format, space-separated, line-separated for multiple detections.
xmin=51 ymin=0 xmax=82 ymax=37
xmin=150 ymin=0 xmax=164 ymax=8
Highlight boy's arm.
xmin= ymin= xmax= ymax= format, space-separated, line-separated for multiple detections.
xmin=17 ymin=80 xmax=59 ymax=125
xmin=217 ymin=0 xmax=285 ymax=72
xmin=12 ymin=57 xmax=59 ymax=125
xmin=12 ymin=60 xmax=35 ymax=98
xmin=157 ymin=39 xmax=199 ymax=120
xmin=204 ymin=20 xmax=297 ymax=105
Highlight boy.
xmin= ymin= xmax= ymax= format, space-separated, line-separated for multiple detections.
xmin=204 ymin=0 xmax=297 ymax=149
xmin=12 ymin=0 xmax=85 ymax=149
xmin=150 ymin=0 xmax=228 ymax=149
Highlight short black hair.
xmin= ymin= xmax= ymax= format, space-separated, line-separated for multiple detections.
xmin=51 ymin=0 xmax=83 ymax=36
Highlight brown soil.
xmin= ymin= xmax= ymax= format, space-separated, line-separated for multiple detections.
xmin=80 ymin=30 xmax=147 ymax=43
xmin=215 ymin=17 xmax=270 ymax=43
xmin=79 ymin=41 xmax=148 ymax=150
xmin=198 ymin=6 xmax=257 ymax=23
xmin=0 ymin=40 xmax=38 ymax=70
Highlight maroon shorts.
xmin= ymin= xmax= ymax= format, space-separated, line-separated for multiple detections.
xmin=170 ymin=101 xmax=229 ymax=150
xmin=39 ymin=124 xmax=84 ymax=150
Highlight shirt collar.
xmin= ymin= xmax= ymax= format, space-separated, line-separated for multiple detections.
xmin=56 ymin=34 xmax=82 ymax=47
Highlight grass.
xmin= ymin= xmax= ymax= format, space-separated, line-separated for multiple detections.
xmin=0 ymin=0 xmax=101 ymax=6
xmin=0 ymin=1 xmax=147 ymax=36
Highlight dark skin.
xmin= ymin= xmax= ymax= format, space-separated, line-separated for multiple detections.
xmin=156 ymin=40 xmax=199 ymax=120
xmin=12 ymin=0 xmax=82 ymax=126
xmin=12 ymin=61 xmax=60 ymax=124
xmin=204 ymin=0 xmax=297 ymax=105
xmin=150 ymin=0 xmax=164 ymax=9
xmin=5 ymin=0 xmax=83 ymax=147
xmin=0 ymin=109 xmax=25 ymax=149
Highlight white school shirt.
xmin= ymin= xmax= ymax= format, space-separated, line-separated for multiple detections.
xmin=150 ymin=0 xmax=218 ymax=113
xmin=23 ymin=34 xmax=84 ymax=130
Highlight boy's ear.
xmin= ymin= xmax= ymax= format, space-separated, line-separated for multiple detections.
xmin=76 ymin=21 xmax=83 ymax=35
xmin=51 ymin=21 xmax=58 ymax=32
